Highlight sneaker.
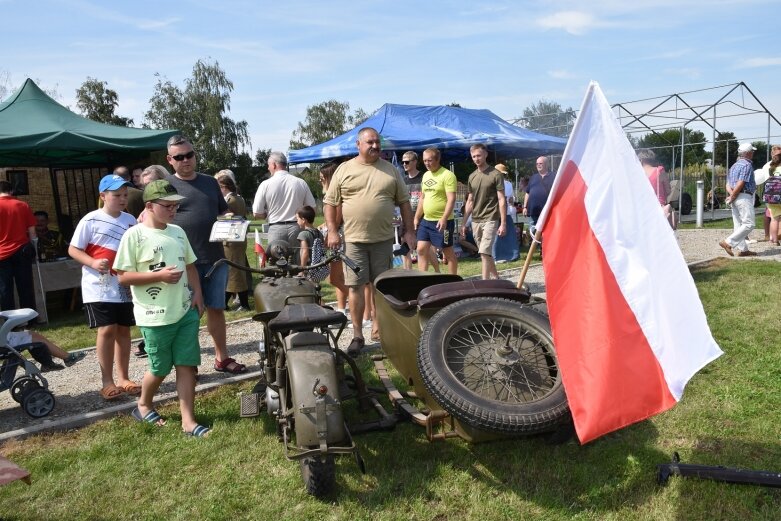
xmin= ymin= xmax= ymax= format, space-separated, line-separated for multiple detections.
xmin=737 ymin=250 xmax=757 ymax=257
xmin=40 ymin=363 xmax=65 ymax=372
xmin=63 ymin=351 xmax=87 ymax=367
xmin=346 ymin=337 xmax=364 ymax=357
xmin=362 ymin=319 xmax=372 ymax=328
xmin=233 ymin=306 xmax=249 ymax=312
xmin=134 ymin=341 xmax=148 ymax=358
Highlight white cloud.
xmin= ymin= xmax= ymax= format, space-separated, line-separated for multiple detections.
xmin=536 ymin=11 xmax=601 ymax=35
xmin=548 ymin=69 xmax=576 ymax=80
xmin=737 ymin=57 xmax=781 ymax=68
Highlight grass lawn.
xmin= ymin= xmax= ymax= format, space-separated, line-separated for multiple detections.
xmin=2 ymin=259 xmax=780 ymax=520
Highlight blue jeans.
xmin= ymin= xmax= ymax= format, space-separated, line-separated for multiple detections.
xmin=196 ymin=262 xmax=228 ymax=310
xmin=0 ymin=245 xmax=36 ymax=312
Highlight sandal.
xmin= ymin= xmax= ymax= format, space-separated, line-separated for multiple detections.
xmin=119 ymin=381 xmax=142 ymax=395
xmin=370 ymin=331 xmax=381 ymax=343
xmin=184 ymin=424 xmax=211 ymax=437
xmin=100 ymin=384 xmax=125 ymax=401
xmin=347 ymin=337 xmax=364 ymax=358
xmin=213 ymin=357 xmax=247 ymax=374
xmin=131 ymin=407 xmax=166 ymax=427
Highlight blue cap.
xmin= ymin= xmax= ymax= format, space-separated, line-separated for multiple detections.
xmin=99 ymin=174 xmax=131 ymax=192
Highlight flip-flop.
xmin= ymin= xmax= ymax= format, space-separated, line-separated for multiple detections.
xmin=100 ymin=384 xmax=125 ymax=401
xmin=131 ymin=407 xmax=166 ymax=426
xmin=119 ymin=382 xmax=142 ymax=395
xmin=184 ymin=424 xmax=210 ymax=437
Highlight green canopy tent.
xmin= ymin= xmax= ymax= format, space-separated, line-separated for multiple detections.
xmin=0 ymin=78 xmax=178 ymax=235
xmin=0 ymin=78 xmax=177 ymax=167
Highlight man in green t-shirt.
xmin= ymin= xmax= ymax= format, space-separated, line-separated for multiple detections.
xmin=461 ymin=144 xmax=507 ymax=280
xmin=415 ymin=148 xmax=458 ymax=274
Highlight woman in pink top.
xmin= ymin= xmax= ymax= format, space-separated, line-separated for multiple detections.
xmin=638 ymin=149 xmax=674 ymax=228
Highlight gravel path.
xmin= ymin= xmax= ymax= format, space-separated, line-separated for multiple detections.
xmin=2 ymin=228 xmax=779 ymax=435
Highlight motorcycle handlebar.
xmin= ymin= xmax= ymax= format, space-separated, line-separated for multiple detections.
xmin=204 ymin=250 xmax=360 ymax=279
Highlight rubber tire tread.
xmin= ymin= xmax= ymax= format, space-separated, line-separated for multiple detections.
xmin=300 ymin=455 xmax=335 ymax=498
xmin=417 ymin=297 xmax=569 ymax=435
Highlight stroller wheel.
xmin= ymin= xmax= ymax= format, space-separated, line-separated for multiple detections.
xmin=11 ymin=377 xmax=40 ymax=404
xmin=22 ymin=388 xmax=55 ymax=418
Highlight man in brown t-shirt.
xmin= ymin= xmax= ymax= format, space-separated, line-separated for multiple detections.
xmin=324 ymin=127 xmax=416 ymax=356
xmin=460 ymin=143 xmax=506 ymax=280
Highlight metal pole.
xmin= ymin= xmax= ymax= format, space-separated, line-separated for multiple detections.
xmin=711 ymin=107 xmax=717 ymax=218
xmin=696 ymin=180 xmax=704 ymax=228
xmin=679 ymin=126 xmax=685 ymax=211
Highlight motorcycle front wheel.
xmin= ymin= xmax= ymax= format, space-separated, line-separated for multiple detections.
xmin=417 ymin=297 xmax=570 ymax=435
xmin=300 ymin=455 xmax=335 ymax=498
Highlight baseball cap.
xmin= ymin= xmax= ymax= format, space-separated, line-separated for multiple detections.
xmin=738 ymin=142 xmax=757 ymax=154
xmin=495 ymin=163 xmax=510 ymax=174
xmin=143 ymin=179 xmax=186 ymax=203
xmin=98 ymin=174 xmax=131 ymax=192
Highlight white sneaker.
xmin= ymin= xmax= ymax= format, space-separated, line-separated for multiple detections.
xmin=362 ymin=319 xmax=372 ymax=328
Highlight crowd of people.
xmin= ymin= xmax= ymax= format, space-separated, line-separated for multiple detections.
xmin=22 ymin=128 xmax=781 ymax=436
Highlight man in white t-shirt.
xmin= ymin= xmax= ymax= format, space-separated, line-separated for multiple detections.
xmin=252 ymin=152 xmax=316 ymax=253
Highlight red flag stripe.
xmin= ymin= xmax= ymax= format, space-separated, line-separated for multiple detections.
xmin=543 ymin=160 xmax=676 ymax=443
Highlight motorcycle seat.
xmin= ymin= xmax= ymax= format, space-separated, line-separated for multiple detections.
xmin=417 ymin=279 xmax=531 ymax=310
xmin=268 ymin=303 xmax=347 ymax=333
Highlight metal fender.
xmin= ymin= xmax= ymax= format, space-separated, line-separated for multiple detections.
xmin=284 ymin=332 xmax=347 ymax=448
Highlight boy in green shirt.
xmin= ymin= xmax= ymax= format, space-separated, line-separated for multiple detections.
xmin=114 ymin=180 xmax=209 ymax=437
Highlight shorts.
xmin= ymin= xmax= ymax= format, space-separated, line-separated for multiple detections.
xmin=472 ymin=220 xmax=499 ymax=256
xmin=416 ymin=219 xmax=455 ymax=249
xmin=767 ymin=203 xmax=781 ymax=219
xmin=343 ymin=240 xmax=392 ymax=286
xmin=196 ymin=262 xmax=228 ymax=310
xmin=140 ymin=308 xmax=201 ymax=377
xmin=84 ymin=302 xmax=135 ymax=328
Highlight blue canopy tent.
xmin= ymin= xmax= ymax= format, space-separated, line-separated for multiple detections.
xmin=288 ymin=103 xmax=567 ymax=163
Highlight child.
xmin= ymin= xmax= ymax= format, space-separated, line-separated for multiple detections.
xmin=7 ymin=328 xmax=86 ymax=371
xmin=68 ymin=174 xmax=139 ymax=401
xmin=296 ymin=205 xmax=319 ymax=268
xmin=114 ymin=180 xmax=209 ymax=436
xmin=296 ymin=205 xmax=329 ymax=284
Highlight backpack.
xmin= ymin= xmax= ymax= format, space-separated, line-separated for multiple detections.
xmin=763 ymin=175 xmax=781 ymax=204
xmin=305 ymin=228 xmax=330 ymax=283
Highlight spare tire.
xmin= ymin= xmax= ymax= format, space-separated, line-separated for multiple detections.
xmin=680 ymin=192 xmax=693 ymax=215
xmin=417 ymin=298 xmax=569 ymax=435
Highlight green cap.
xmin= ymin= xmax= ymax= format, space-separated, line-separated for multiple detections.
xmin=143 ymin=180 xmax=186 ymax=203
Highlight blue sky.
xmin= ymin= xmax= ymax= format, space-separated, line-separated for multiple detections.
xmin=3 ymin=0 xmax=781 ymax=157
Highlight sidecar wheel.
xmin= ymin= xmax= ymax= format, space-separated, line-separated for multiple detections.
xmin=418 ymin=297 xmax=569 ymax=434
xmin=300 ymin=455 xmax=335 ymax=497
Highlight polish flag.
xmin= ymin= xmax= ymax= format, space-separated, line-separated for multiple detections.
xmin=254 ymin=229 xmax=266 ymax=267
xmin=537 ymin=82 xmax=723 ymax=444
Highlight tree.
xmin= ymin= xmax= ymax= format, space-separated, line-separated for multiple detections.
xmin=636 ymin=128 xmax=709 ymax=169
xmin=518 ymin=99 xmax=576 ymax=138
xmin=711 ymin=131 xmax=738 ymax=168
xmin=75 ymin=77 xmax=133 ymax=126
xmin=290 ymin=100 xmax=368 ymax=150
xmin=144 ymin=59 xmax=250 ymax=174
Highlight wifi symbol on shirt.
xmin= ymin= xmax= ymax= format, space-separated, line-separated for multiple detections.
xmin=146 ymin=287 xmax=163 ymax=300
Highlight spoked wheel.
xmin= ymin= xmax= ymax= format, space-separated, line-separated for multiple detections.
xmin=300 ymin=455 xmax=335 ymax=498
xmin=11 ymin=377 xmax=40 ymax=404
xmin=417 ymin=298 xmax=569 ymax=435
xmin=22 ymin=388 xmax=55 ymax=418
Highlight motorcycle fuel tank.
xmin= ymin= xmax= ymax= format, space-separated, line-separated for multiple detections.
xmin=254 ymin=276 xmax=318 ymax=313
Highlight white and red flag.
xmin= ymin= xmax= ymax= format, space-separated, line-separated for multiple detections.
xmin=537 ymin=82 xmax=723 ymax=444
xmin=254 ymin=229 xmax=266 ymax=268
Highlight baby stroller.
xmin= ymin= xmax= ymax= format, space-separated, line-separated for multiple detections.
xmin=0 ymin=309 xmax=56 ymax=418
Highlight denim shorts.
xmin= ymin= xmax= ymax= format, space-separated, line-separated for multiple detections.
xmin=196 ymin=262 xmax=228 ymax=310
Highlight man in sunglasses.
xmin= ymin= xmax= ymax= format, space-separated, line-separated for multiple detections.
xmin=164 ymin=135 xmax=247 ymax=375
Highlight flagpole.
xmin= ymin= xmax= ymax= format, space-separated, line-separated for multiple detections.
xmin=516 ymin=229 xmax=541 ymax=289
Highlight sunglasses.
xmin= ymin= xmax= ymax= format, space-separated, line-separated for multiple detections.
xmin=170 ymin=151 xmax=195 ymax=161
xmin=402 ymin=160 xmax=412 ymax=164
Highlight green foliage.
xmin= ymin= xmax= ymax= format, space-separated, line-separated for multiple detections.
xmin=751 ymin=141 xmax=769 ymax=169
xmin=518 ymin=99 xmax=576 ymax=138
xmin=637 ymin=128 xmax=709 ymax=169
xmin=289 ymin=99 xmax=368 ymax=150
xmin=712 ymin=131 xmax=738 ymax=168
xmin=143 ymin=59 xmax=250 ymax=174
xmin=75 ymin=77 xmax=133 ymax=126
